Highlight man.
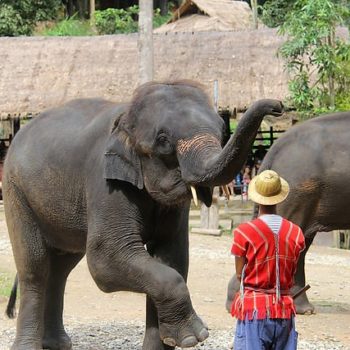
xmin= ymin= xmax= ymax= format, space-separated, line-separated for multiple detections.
xmin=230 ymin=170 xmax=305 ymax=350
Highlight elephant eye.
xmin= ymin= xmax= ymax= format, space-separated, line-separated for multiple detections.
xmin=156 ymin=133 xmax=169 ymax=146
xmin=156 ymin=132 xmax=174 ymax=156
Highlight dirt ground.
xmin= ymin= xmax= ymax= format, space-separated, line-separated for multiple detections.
xmin=0 ymin=208 xmax=350 ymax=349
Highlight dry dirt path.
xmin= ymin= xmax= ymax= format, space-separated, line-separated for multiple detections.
xmin=0 ymin=209 xmax=350 ymax=349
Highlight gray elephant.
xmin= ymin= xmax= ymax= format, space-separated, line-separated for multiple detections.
xmin=226 ymin=110 xmax=350 ymax=315
xmin=3 ymin=80 xmax=283 ymax=350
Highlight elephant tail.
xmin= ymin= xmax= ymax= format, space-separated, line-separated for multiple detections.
xmin=6 ymin=274 xmax=18 ymax=319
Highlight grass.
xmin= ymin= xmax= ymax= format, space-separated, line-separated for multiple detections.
xmin=38 ymin=17 xmax=95 ymax=36
xmin=230 ymin=120 xmax=238 ymax=133
xmin=35 ymin=7 xmax=172 ymax=37
xmin=0 ymin=272 xmax=14 ymax=298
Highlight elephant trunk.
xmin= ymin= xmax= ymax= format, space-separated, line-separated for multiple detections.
xmin=177 ymin=99 xmax=283 ymax=187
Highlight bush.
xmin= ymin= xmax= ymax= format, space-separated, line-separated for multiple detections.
xmin=94 ymin=6 xmax=139 ymax=35
xmin=0 ymin=4 xmax=31 ymax=36
xmin=94 ymin=6 xmax=172 ymax=35
xmin=0 ymin=0 xmax=62 ymax=36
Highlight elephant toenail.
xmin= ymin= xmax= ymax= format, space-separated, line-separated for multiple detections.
xmin=180 ymin=335 xmax=198 ymax=348
xmin=198 ymin=328 xmax=209 ymax=341
xmin=163 ymin=337 xmax=176 ymax=347
xmin=198 ymin=316 xmax=208 ymax=329
xmin=304 ymin=310 xmax=314 ymax=315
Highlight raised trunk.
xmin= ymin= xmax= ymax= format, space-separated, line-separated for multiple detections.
xmin=178 ymin=99 xmax=283 ymax=187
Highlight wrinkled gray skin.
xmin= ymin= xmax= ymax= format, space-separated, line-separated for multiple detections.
xmin=226 ymin=111 xmax=350 ymax=315
xmin=3 ymin=80 xmax=283 ymax=350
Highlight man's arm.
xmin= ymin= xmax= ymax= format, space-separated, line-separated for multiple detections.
xmin=235 ymin=256 xmax=246 ymax=281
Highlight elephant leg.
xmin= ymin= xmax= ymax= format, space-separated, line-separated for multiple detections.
xmin=89 ymin=249 xmax=208 ymax=349
xmin=143 ymin=297 xmax=174 ymax=350
xmin=87 ymin=206 xmax=208 ymax=349
xmin=42 ymin=251 xmax=84 ymax=350
xmin=291 ymin=233 xmax=316 ymax=314
xmin=143 ymin=222 xmax=191 ymax=350
xmin=225 ymin=274 xmax=239 ymax=313
xmin=5 ymin=199 xmax=49 ymax=349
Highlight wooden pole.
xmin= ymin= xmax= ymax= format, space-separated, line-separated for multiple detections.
xmin=138 ymin=0 xmax=154 ymax=85
xmin=90 ymin=0 xmax=95 ymax=23
xmin=196 ymin=80 xmax=222 ymax=236
xmin=251 ymin=0 xmax=258 ymax=29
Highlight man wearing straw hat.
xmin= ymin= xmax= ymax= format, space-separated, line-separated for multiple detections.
xmin=230 ymin=170 xmax=305 ymax=350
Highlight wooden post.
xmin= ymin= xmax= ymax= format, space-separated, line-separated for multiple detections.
xmin=12 ymin=117 xmax=20 ymax=138
xmin=138 ymin=0 xmax=154 ymax=85
xmin=193 ymin=81 xmax=222 ymax=236
xmin=269 ymin=126 xmax=274 ymax=146
xmin=90 ymin=0 xmax=95 ymax=25
xmin=251 ymin=0 xmax=258 ymax=29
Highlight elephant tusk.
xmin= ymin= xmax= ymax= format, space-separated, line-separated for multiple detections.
xmin=222 ymin=185 xmax=230 ymax=200
xmin=190 ymin=186 xmax=198 ymax=206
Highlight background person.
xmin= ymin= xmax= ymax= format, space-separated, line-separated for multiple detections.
xmin=230 ymin=170 xmax=305 ymax=350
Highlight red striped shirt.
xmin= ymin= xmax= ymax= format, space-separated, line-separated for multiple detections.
xmin=231 ymin=217 xmax=305 ymax=320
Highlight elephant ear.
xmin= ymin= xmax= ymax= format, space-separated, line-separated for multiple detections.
xmin=104 ymin=113 xmax=144 ymax=189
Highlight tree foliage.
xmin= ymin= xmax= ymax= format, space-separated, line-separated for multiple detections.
xmin=0 ymin=0 xmax=178 ymax=36
xmin=0 ymin=0 xmax=62 ymax=36
xmin=94 ymin=6 xmax=139 ymax=35
xmin=277 ymin=0 xmax=350 ymax=116
xmin=94 ymin=5 xmax=172 ymax=35
xmin=261 ymin=0 xmax=295 ymax=28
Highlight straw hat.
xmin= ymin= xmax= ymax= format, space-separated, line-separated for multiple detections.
xmin=248 ymin=170 xmax=289 ymax=205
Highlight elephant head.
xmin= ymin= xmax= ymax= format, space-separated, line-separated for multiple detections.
xmin=105 ymin=81 xmax=283 ymax=206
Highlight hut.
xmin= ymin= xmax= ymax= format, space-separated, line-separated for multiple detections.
xmin=154 ymin=0 xmax=255 ymax=33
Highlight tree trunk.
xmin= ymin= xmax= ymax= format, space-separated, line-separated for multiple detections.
xmin=160 ymin=0 xmax=169 ymax=16
xmin=66 ymin=0 xmax=74 ymax=17
xmin=138 ymin=0 xmax=154 ymax=85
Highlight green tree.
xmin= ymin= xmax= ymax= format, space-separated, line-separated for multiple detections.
xmin=0 ymin=0 xmax=62 ymax=36
xmin=277 ymin=0 xmax=350 ymax=116
xmin=261 ymin=0 xmax=295 ymax=28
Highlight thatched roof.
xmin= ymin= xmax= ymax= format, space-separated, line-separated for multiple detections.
xmin=154 ymin=0 xmax=254 ymax=33
xmin=0 ymin=29 xmax=294 ymax=119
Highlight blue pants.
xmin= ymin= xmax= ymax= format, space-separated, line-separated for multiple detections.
xmin=234 ymin=317 xmax=298 ymax=350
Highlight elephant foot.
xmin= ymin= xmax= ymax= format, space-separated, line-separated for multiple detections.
xmin=11 ymin=340 xmax=42 ymax=350
xmin=292 ymin=288 xmax=316 ymax=315
xmin=42 ymin=331 xmax=72 ymax=350
xmin=295 ymin=300 xmax=315 ymax=315
xmin=143 ymin=327 xmax=174 ymax=350
xmin=159 ymin=313 xmax=209 ymax=348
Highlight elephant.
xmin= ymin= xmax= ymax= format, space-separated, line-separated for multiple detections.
xmin=3 ymin=80 xmax=283 ymax=350
xmin=226 ymin=110 xmax=350 ymax=315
